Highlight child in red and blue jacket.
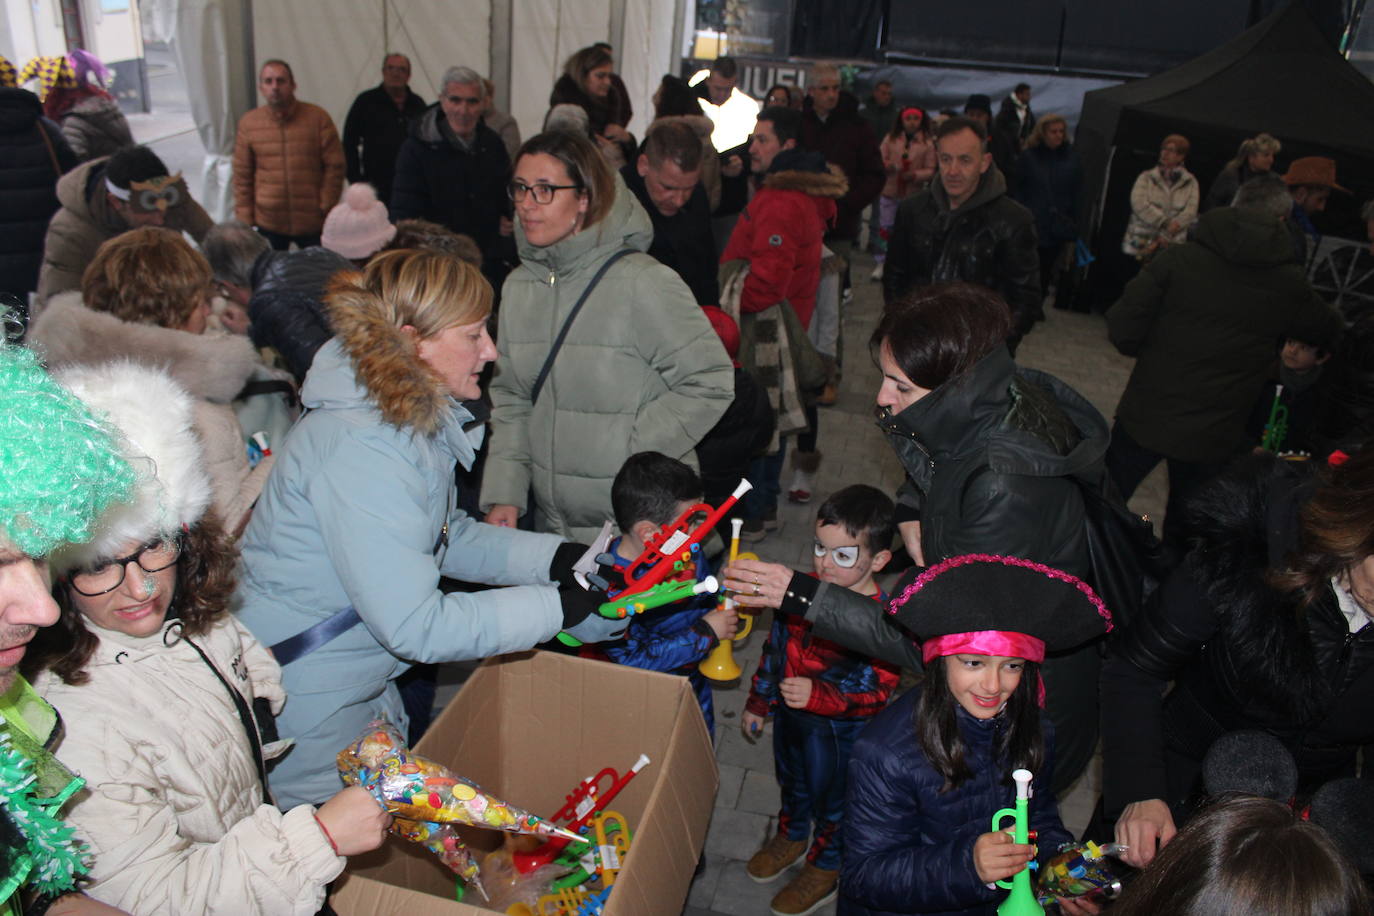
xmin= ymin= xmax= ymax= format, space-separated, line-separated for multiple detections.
xmin=580 ymin=452 xmax=737 ymax=735
xmin=741 ymin=485 xmax=901 ymax=911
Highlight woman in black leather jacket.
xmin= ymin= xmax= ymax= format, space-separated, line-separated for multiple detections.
xmin=725 ymin=282 xmax=1111 ymax=792
xmin=1102 ymin=449 xmax=1374 ymax=869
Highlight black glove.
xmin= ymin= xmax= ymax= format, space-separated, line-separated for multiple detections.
xmin=550 ymin=542 xmax=589 ymax=590
xmin=560 ymin=585 xmax=627 ymax=644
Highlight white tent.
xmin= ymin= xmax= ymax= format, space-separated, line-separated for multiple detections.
xmin=146 ymin=0 xmax=690 ymax=217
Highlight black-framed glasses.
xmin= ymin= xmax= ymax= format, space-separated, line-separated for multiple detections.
xmin=507 ymin=180 xmax=581 ymax=205
xmin=68 ymin=539 xmax=182 ymax=597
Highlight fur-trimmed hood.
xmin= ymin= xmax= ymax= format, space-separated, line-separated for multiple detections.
xmin=317 ymin=296 xmax=451 ymax=436
xmin=761 ymin=162 xmax=849 ymax=199
xmin=28 ymin=292 xmax=259 ymax=403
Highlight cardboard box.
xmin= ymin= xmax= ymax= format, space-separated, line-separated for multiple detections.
xmin=331 ymin=650 xmax=718 ymax=915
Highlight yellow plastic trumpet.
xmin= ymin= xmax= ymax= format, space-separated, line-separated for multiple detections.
xmin=699 ymin=518 xmax=757 ymax=682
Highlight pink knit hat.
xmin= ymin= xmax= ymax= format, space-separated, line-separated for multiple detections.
xmin=322 ymin=183 xmax=396 ymax=259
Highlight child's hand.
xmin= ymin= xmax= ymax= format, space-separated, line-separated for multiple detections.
xmin=972 ymin=830 xmax=1035 ymax=884
xmin=1057 ymin=896 xmax=1103 ymax=915
xmin=704 ymin=606 xmax=739 ymax=641
xmin=779 ymin=676 xmax=814 ymax=709
xmin=741 ymin=711 xmax=766 ymax=740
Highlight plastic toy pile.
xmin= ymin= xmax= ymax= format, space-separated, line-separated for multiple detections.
xmin=336 ymin=720 xmax=585 ymax=901
xmin=1035 ymin=840 xmax=1129 ymax=907
xmin=336 ymin=720 xmax=651 ymax=914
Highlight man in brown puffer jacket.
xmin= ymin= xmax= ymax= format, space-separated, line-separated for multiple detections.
xmin=233 ymin=60 xmax=345 ymax=250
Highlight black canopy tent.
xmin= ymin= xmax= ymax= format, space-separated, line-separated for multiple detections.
xmin=1074 ymin=3 xmax=1374 ymax=309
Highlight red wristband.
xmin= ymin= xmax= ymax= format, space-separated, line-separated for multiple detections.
xmin=314 ymin=813 xmax=341 ymax=856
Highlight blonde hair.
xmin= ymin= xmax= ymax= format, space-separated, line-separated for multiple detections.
xmin=1026 ymin=113 xmax=1068 ymax=149
xmin=341 ymin=248 xmax=491 ymax=338
xmin=82 ymin=227 xmax=212 ymax=329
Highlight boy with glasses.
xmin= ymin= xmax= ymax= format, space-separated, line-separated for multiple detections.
xmin=741 ymin=484 xmax=899 ymax=916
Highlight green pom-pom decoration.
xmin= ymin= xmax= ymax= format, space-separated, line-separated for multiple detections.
xmin=0 ymin=733 xmax=90 ymax=899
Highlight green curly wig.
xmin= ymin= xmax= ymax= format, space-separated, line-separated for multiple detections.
xmin=0 ymin=346 xmax=135 ymax=557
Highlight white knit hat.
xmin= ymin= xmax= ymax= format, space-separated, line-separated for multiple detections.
xmin=48 ymin=361 xmax=212 ymax=573
xmin=322 ymin=183 xmax=397 ymax=260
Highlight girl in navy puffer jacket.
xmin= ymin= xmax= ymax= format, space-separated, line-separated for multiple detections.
xmin=838 ymin=555 xmax=1112 ymax=915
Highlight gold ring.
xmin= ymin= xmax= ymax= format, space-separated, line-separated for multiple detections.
xmin=754 ymin=584 xmax=761 ymax=596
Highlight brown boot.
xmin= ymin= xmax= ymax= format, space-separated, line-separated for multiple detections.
xmin=770 ymin=863 xmax=839 ymax=916
xmin=746 ymin=833 xmax=808 ymax=884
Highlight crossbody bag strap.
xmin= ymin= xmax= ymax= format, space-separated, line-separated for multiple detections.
xmin=529 ymin=248 xmax=635 ymax=406
xmin=181 ymin=632 xmax=272 ymax=805
xmin=268 ymin=606 xmax=362 ymax=667
xmin=35 ymin=122 xmax=61 ymax=177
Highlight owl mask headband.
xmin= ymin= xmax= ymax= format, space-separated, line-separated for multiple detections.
xmin=106 ymin=173 xmax=187 ymax=214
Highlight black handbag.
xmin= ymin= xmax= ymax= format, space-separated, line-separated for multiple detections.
xmin=1076 ymin=475 xmax=1176 ymax=633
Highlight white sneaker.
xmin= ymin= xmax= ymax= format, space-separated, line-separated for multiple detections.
xmin=870 ymin=263 xmax=884 ymax=282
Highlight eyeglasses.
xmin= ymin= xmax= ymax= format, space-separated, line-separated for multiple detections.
xmin=68 ymin=539 xmax=182 ymax=597
xmin=507 ymin=181 xmax=581 ymax=205
xmin=813 ymin=541 xmax=862 ymax=569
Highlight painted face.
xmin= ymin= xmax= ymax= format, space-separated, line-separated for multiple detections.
xmin=810 ymin=77 xmax=840 ymax=117
xmin=812 ymin=523 xmax=876 ymax=589
xmin=946 ymin=654 xmax=1024 ymax=719
xmin=68 ymin=539 xmax=179 ymax=640
xmin=382 ymin=55 xmax=411 ymax=91
xmin=1044 ymin=122 xmax=1067 ymax=149
xmin=585 ymin=64 xmax=614 ymax=100
xmin=638 ymin=156 xmax=700 ymax=217
xmin=259 ymin=63 xmax=296 ymax=109
xmin=1280 ymin=339 xmax=1324 ymax=372
xmin=876 ymin=341 xmax=932 ymax=414
xmin=415 ymin=318 xmax=498 ymax=401
xmin=706 ymin=72 xmax=735 ymax=106
xmin=749 ymin=119 xmax=792 ymax=173
xmin=0 ymin=552 xmax=60 ymax=692
xmin=441 ymin=81 xmax=483 ymax=140
xmin=935 ymin=127 xmax=991 ymax=210
xmin=513 ymin=153 xmax=589 ymax=248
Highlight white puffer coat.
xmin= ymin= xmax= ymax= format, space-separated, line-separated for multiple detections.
xmin=35 ymin=615 xmax=343 ymax=915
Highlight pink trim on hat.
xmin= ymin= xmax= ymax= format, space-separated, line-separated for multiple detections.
xmin=920 ymin=630 xmax=1046 ymax=665
xmin=886 ymin=553 xmax=1114 ymax=632
xmin=922 ymin=630 xmax=1048 ymax=707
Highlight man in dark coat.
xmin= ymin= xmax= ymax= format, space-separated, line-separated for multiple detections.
xmin=203 ymin=220 xmax=351 ymax=383
xmin=798 ymin=63 xmax=884 ymax=256
xmin=858 ymin=80 xmax=898 ymax=143
xmin=620 ymin=120 xmax=718 ymax=306
xmin=1105 ymin=173 xmax=1342 ymax=548
xmin=0 ymin=86 xmax=76 ymax=302
xmin=883 ymin=116 xmax=1041 ymax=351
xmin=994 ymin=82 xmax=1034 ymax=151
xmin=341 ymin=53 xmax=426 ymax=206
xmin=390 ymin=66 xmax=513 ymax=287
xmin=963 ymin=94 xmax=1019 ymax=191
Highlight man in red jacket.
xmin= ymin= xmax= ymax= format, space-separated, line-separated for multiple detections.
xmin=721 ymin=106 xmax=846 ymax=539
